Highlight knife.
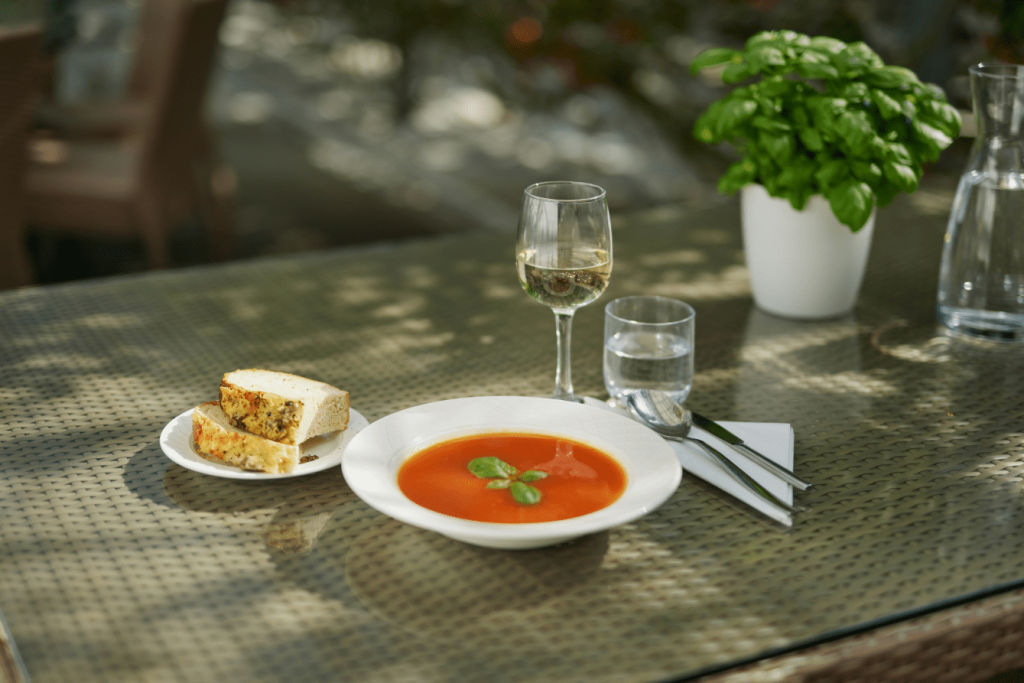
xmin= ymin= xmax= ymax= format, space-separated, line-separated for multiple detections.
xmin=690 ymin=412 xmax=812 ymax=490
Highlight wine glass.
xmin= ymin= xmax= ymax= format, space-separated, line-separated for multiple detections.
xmin=516 ymin=181 xmax=613 ymax=402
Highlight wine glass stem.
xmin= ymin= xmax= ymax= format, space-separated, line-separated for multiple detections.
xmin=552 ymin=310 xmax=578 ymax=402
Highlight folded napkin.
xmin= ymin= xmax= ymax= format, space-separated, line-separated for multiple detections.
xmin=583 ymin=397 xmax=795 ymax=527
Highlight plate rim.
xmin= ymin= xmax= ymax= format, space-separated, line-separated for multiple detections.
xmin=160 ymin=405 xmax=369 ymax=480
xmin=340 ymin=395 xmax=682 ymax=546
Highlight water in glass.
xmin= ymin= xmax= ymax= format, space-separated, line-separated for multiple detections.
xmin=604 ymin=330 xmax=693 ymax=405
xmin=603 ymin=295 xmax=695 ymax=407
xmin=937 ymin=63 xmax=1024 ymax=341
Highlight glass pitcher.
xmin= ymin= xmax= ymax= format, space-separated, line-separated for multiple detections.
xmin=937 ymin=63 xmax=1024 ymax=341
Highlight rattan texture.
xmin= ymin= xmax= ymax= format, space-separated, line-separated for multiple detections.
xmin=2 ymin=191 xmax=1024 ymax=682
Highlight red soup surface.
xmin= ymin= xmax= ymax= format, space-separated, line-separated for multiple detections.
xmin=397 ymin=432 xmax=627 ymax=523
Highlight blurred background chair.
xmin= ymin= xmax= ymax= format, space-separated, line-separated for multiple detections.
xmin=0 ymin=25 xmax=44 ymax=290
xmin=26 ymin=0 xmax=235 ymax=270
xmin=36 ymin=0 xmax=194 ymax=138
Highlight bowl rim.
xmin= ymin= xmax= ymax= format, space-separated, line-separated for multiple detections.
xmin=340 ymin=395 xmax=682 ymax=547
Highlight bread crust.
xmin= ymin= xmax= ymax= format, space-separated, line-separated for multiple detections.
xmin=191 ymin=402 xmax=298 ymax=473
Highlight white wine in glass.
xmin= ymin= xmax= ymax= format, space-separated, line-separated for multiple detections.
xmin=516 ymin=181 xmax=613 ymax=402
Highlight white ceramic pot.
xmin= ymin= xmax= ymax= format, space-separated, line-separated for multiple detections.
xmin=741 ymin=183 xmax=875 ymax=319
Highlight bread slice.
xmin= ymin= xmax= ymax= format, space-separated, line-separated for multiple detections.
xmin=218 ymin=369 xmax=349 ymax=445
xmin=191 ymin=402 xmax=298 ymax=473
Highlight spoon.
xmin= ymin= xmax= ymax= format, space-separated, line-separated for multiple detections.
xmin=626 ymin=390 xmax=796 ymax=514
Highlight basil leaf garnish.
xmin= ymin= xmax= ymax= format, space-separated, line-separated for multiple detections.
xmin=468 ymin=456 xmax=518 ymax=479
xmin=510 ymin=482 xmax=542 ymax=505
xmin=468 ymin=458 xmax=546 ymax=505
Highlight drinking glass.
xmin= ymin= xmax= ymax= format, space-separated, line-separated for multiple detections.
xmin=603 ymin=296 xmax=695 ymax=407
xmin=516 ymin=181 xmax=613 ymax=402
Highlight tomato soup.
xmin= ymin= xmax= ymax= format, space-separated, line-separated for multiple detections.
xmin=397 ymin=432 xmax=627 ymax=523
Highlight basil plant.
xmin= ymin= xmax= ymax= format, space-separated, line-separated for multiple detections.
xmin=691 ymin=30 xmax=961 ymax=232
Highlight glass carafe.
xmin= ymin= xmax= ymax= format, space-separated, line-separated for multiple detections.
xmin=937 ymin=63 xmax=1024 ymax=341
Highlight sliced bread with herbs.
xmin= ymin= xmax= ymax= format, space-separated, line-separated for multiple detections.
xmin=218 ymin=369 xmax=349 ymax=445
xmin=191 ymin=401 xmax=299 ymax=473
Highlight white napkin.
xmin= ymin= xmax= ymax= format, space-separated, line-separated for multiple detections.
xmin=583 ymin=397 xmax=796 ymax=527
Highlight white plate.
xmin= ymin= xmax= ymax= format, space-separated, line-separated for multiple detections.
xmin=160 ymin=407 xmax=369 ymax=480
xmin=340 ymin=396 xmax=682 ymax=549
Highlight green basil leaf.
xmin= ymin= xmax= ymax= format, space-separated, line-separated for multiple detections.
xmin=920 ymin=100 xmax=962 ymax=137
xmin=901 ymin=98 xmax=918 ymax=119
xmin=757 ymin=76 xmax=794 ymax=98
xmin=865 ymin=135 xmax=889 ymax=159
xmin=849 ymin=42 xmax=884 ymax=66
xmin=875 ymin=182 xmax=899 ymax=208
xmin=835 ymin=42 xmax=883 ymax=76
xmin=796 ymin=126 xmax=824 ymax=152
xmin=911 ymin=119 xmax=953 ymax=152
xmin=775 ymin=30 xmax=807 ymax=45
xmin=919 ymin=82 xmax=947 ymax=100
xmin=826 ymin=180 xmax=874 ymax=232
xmin=870 ymin=89 xmax=903 ymax=119
xmin=761 ymin=131 xmax=795 ymax=161
xmin=751 ymin=115 xmax=791 ymax=133
xmin=806 ymin=97 xmax=845 ymax=135
xmin=747 ymin=45 xmax=786 ymax=71
xmin=789 ymin=102 xmax=809 ymax=127
xmin=693 ymin=101 xmax=724 ymax=143
xmin=807 ymin=36 xmax=846 ymax=54
xmin=746 ymin=31 xmax=780 ymax=49
xmin=717 ymin=97 xmax=758 ymax=133
xmin=865 ymin=65 xmax=918 ymax=89
xmin=885 ymin=141 xmax=913 ymax=165
xmin=718 ymin=158 xmax=757 ymax=194
xmin=721 ymin=61 xmax=755 ymax=84
xmin=468 ymin=456 xmax=518 ymax=479
xmin=510 ymin=481 xmax=542 ymax=506
xmin=486 ymin=479 xmax=511 ymax=489
xmin=786 ymin=187 xmax=813 ymax=211
xmin=777 ymin=157 xmax=815 ymax=188
xmin=746 ymin=30 xmax=807 ymax=50
xmin=882 ymin=160 xmax=919 ymax=192
xmin=850 ymin=160 xmax=882 ymax=185
xmin=796 ymin=60 xmax=839 ymax=80
xmin=840 ymin=82 xmax=870 ymax=102
xmin=835 ymin=110 xmax=874 ymax=149
xmin=814 ymin=158 xmax=849 ymax=188
xmin=519 ymin=470 xmax=548 ymax=482
xmin=754 ymin=94 xmax=778 ymax=116
xmin=797 ymin=49 xmax=832 ymax=66
xmin=690 ymin=47 xmax=740 ymax=74
xmin=882 ymin=119 xmax=910 ymax=147
xmin=817 ymin=96 xmax=848 ymax=113
xmin=910 ymin=139 xmax=941 ymax=164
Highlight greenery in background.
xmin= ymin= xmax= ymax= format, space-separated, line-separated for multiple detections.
xmin=691 ymin=30 xmax=961 ymax=232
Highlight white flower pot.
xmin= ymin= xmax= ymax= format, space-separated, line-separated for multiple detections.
xmin=741 ymin=183 xmax=875 ymax=319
